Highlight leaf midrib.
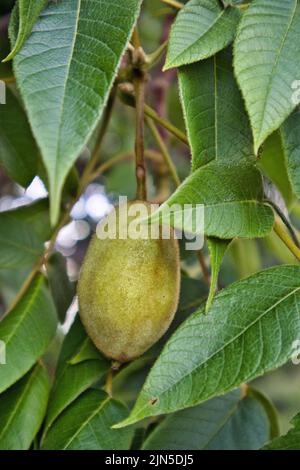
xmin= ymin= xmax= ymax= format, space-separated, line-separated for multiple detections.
xmin=54 ymin=0 xmax=81 ymax=188
xmin=201 ymin=399 xmax=241 ymax=449
xmin=63 ymin=396 xmax=110 ymax=449
xmin=21 ymin=0 xmax=34 ymax=44
xmin=1 ymin=276 xmax=43 ymax=346
xmin=0 ymin=365 xmax=41 ymax=442
xmin=214 ymin=54 xmax=219 ymax=160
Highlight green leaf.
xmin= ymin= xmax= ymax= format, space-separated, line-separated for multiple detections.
xmin=47 ymin=252 xmax=75 ymax=323
xmin=206 ymin=238 xmax=230 ymax=312
xmin=0 ymin=363 xmax=50 ymax=450
xmin=42 ymin=390 xmax=133 ymax=450
xmin=234 ymin=0 xmax=300 ymax=153
xmin=0 ymin=87 xmax=39 ymax=186
xmin=165 ymin=0 xmax=240 ymax=70
xmin=0 ymin=268 xmax=30 ymax=307
xmin=142 ymin=389 xmax=271 ymax=450
xmin=11 ymin=0 xmax=143 ymax=225
xmin=56 ymin=315 xmax=87 ymax=366
xmin=179 ymin=49 xmax=254 ymax=170
xmin=115 ymin=265 xmax=300 ymax=427
xmin=281 ymin=107 xmax=300 ymax=200
xmin=0 ymin=274 xmax=57 ymax=394
xmin=68 ymin=337 xmax=102 ymax=365
xmin=151 ymin=161 xmax=274 ymax=239
xmin=44 ymin=317 xmax=109 ymax=434
xmin=265 ymin=413 xmax=300 ymax=450
xmin=258 ymin=132 xmax=294 ymax=207
xmin=4 ymin=0 xmax=48 ymax=62
xmin=247 ymin=387 xmax=279 ymax=440
xmin=228 ymin=0 xmax=251 ymax=4
xmin=0 ymin=200 xmax=51 ymax=270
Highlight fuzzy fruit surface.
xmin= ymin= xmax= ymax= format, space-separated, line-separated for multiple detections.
xmin=78 ymin=201 xmax=180 ymax=362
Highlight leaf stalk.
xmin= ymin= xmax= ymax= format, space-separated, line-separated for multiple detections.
xmin=274 ymin=220 xmax=300 ymax=262
xmin=161 ymin=0 xmax=183 ymax=9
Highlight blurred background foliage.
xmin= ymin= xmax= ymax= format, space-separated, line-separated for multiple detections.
xmin=0 ymin=0 xmax=300 ymax=434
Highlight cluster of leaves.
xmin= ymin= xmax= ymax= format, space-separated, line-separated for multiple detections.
xmin=0 ymin=0 xmax=300 ymax=450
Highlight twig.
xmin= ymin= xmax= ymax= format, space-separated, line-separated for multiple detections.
xmin=89 ymin=149 xmax=164 ymax=182
xmin=145 ymin=103 xmax=188 ymax=146
xmin=118 ymin=89 xmax=189 ymax=146
xmin=132 ymin=28 xmax=147 ymax=201
xmin=146 ymin=116 xmax=181 ymax=187
xmin=134 ymin=76 xmax=147 ymax=200
xmin=89 ymin=153 xmax=133 ymax=182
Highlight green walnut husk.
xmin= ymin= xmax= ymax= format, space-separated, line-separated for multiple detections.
xmin=78 ymin=201 xmax=181 ymax=363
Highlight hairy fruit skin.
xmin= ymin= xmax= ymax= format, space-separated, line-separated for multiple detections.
xmin=78 ymin=202 xmax=180 ymax=362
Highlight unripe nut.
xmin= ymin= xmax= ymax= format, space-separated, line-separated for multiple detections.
xmin=78 ymin=201 xmax=181 ymax=363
